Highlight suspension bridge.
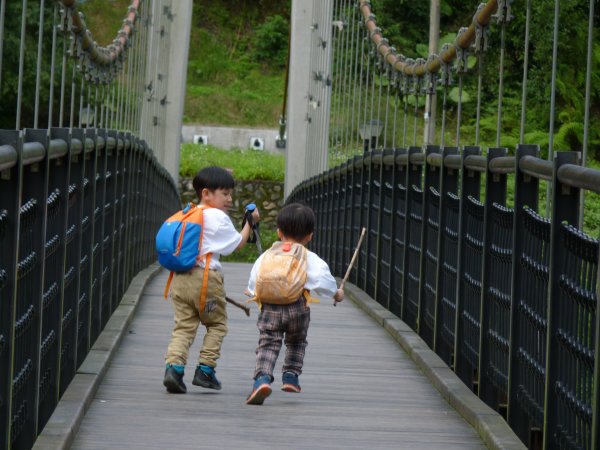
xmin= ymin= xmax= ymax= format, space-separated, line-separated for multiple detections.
xmin=0 ymin=1 xmax=599 ymax=449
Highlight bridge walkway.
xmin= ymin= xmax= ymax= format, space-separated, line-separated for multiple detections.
xmin=38 ymin=263 xmax=521 ymax=449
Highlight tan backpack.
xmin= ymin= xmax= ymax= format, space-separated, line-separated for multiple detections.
xmin=253 ymin=241 xmax=313 ymax=306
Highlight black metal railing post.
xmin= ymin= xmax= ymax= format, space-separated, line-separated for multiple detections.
xmin=81 ymin=128 xmax=99 ymax=362
xmin=433 ymin=146 xmax=459 ymax=366
xmin=389 ymin=149 xmax=408 ymax=318
xmin=507 ymin=144 xmax=545 ymax=446
xmin=593 ymin=264 xmax=600 ymax=450
xmin=454 ymin=145 xmax=482 ymax=392
xmin=18 ymin=129 xmax=51 ymax=447
xmin=401 ymin=146 xmax=424 ymax=329
xmin=477 ymin=147 xmax=510 ymax=414
xmin=350 ymin=155 xmax=363 ymax=285
xmin=331 ymin=166 xmax=342 ymax=277
xmin=0 ymin=130 xmax=23 ymax=449
xmin=543 ymin=151 xmax=582 ymax=449
xmin=417 ymin=145 xmax=442 ymax=347
xmin=366 ymin=149 xmax=383 ymax=298
xmin=358 ymin=153 xmax=372 ymax=292
xmin=377 ymin=149 xmax=396 ymax=308
xmin=68 ymin=128 xmax=89 ymax=372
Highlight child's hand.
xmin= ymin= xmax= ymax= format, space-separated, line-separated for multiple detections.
xmin=251 ymin=208 xmax=260 ymax=223
xmin=334 ymin=289 xmax=344 ymax=303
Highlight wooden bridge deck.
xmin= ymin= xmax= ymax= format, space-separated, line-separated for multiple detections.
xmin=38 ymin=263 xmax=518 ymax=449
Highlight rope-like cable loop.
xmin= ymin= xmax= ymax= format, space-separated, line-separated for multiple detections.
xmin=59 ymin=0 xmax=141 ymax=84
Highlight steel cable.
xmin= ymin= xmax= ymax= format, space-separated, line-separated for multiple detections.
xmin=579 ymin=0 xmax=595 ymax=228
xmin=47 ymin=4 xmax=59 ymax=129
xmin=16 ymin=0 xmax=28 ymax=130
xmin=34 ymin=0 xmax=46 ymax=129
xmin=330 ymin=0 xmax=343 ymax=154
xmin=546 ymin=0 xmax=560 ymax=214
xmin=519 ymin=0 xmax=531 ymax=143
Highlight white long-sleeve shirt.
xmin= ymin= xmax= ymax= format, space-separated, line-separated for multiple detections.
xmin=196 ymin=207 xmax=242 ymax=272
xmin=247 ymin=246 xmax=338 ymax=300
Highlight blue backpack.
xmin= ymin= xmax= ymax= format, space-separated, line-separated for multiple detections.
xmin=155 ymin=203 xmax=213 ymax=308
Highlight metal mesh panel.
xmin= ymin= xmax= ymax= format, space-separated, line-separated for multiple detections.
xmin=553 ymin=224 xmax=598 ymax=449
xmin=459 ymin=195 xmax=485 ymax=370
xmin=484 ymin=203 xmax=514 ymax=394
xmin=422 ymin=186 xmax=441 ymax=345
xmin=514 ymin=207 xmax=551 ymax=428
xmin=390 ymin=180 xmax=407 ymax=317
xmin=439 ymin=192 xmax=460 ymax=354
xmin=377 ymin=163 xmax=394 ymax=307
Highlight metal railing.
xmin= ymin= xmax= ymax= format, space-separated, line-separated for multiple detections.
xmin=0 ymin=1 xmax=182 ymax=448
xmin=288 ymin=146 xmax=600 ymax=450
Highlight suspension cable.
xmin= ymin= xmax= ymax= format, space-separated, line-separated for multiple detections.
xmin=456 ymin=73 xmax=463 ymax=148
xmin=0 ymin=0 xmax=5 ymax=93
xmin=495 ymin=7 xmax=510 ymax=147
xmin=340 ymin=0 xmax=353 ymax=154
xmin=413 ymin=68 xmax=419 ymax=146
xmin=383 ymin=62 xmax=391 ymax=148
xmin=579 ymin=0 xmax=595 ymax=228
xmin=519 ymin=0 xmax=531 ymax=143
xmin=546 ymin=0 xmax=560 ymax=214
xmin=350 ymin=4 xmax=363 ymax=157
xmin=391 ymin=72 xmax=399 ymax=149
xmin=48 ymin=3 xmax=59 ymax=128
xmin=402 ymin=72 xmax=408 ymax=148
xmin=34 ymin=0 xmax=46 ymax=129
xmin=16 ymin=0 xmax=28 ymax=130
xmin=330 ymin=0 xmax=343 ymax=153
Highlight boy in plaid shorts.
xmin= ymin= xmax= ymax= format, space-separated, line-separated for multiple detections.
xmin=245 ymin=203 xmax=344 ymax=405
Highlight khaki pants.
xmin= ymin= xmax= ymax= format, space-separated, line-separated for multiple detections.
xmin=165 ymin=267 xmax=228 ymax=368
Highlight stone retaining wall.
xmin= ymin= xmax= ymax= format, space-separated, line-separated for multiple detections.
xmin=179 ymin=178 xmax=285 ymax=229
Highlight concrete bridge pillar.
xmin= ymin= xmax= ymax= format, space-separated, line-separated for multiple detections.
xmin=285 ymin=0 xmax=314 ymax=197
xmin=141 ymin=0 xmax=193 ymax=183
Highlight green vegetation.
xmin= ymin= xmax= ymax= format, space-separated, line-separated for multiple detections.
xmin=185 ymin=1 xmax=290 ymax=126
xmin=221 ymin=229 xmax=279 ymax=264
xmin=180 ymin=144 xmax=285 ymax=181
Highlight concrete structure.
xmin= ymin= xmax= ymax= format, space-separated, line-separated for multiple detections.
xmin=140 ymin=0 xmax=192 ymax=182
xmin=284 ymin=0 xmax=314 ymax=197
xmin=181 ymin=125 xmax=285 ymax=154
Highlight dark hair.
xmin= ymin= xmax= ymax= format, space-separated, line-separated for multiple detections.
xmin=276 ymin=203 xmax=315 ymax=241
xmin=192 ymin=166 xmax=235 ymax=197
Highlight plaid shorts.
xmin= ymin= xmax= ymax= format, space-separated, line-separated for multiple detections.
xmin=254 ymin=298 xmax=311 ymax=379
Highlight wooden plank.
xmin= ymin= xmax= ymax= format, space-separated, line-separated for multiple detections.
xmin=71 ymin=263 xmax=486 ymax=449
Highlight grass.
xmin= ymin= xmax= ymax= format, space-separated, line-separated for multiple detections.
xmin=221 ymin=228 xmax=279 ymax=264
xmin=184 ymin=19 xmax=286 ymax=127
xmin=79 ymin=0 xmax=131 ymax=46
xmin=179 ymin=143 xmax=285 ymax=181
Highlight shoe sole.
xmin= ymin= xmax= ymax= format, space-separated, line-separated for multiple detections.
xmin=281 ymin=384 xmax=301 ymax=393
xmin=192 ymin=378 xmax=222 ymax=390
xmin=246 ymin=384 xmax=272 ymax=405
xmin=163 ymin=376 xmax=186 ymax=394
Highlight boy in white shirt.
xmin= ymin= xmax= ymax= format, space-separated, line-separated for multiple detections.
xmin=163 ymin=166 xmax=259 ymax=394
xmin=245 ymin=203 xmax=343 ymax=405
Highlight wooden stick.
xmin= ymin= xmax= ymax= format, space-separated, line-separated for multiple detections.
xmin=226 ymin=296 xmax=251 ymax=316
xmin=334 ymin=227 xmax=367 ymax=306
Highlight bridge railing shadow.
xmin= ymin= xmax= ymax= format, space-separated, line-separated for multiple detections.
xmin=288 ymin=146 xmax=600 ymax=449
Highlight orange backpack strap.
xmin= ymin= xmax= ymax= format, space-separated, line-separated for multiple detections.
xmin=163 ymin=204 xmax=213 ymax=302
xmin=199 ymin=253 xmax=212 ymax=311
xmin=164 ymin=271 xmax=174 ymax=299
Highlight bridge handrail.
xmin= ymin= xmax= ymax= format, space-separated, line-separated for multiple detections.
xmin=288 ymin=145 xmax=600 ymax=449
xmin=558 ymin=164 xmax=600 ymax=194
xmin=519 ymin=154 xmax=553 ymax=181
